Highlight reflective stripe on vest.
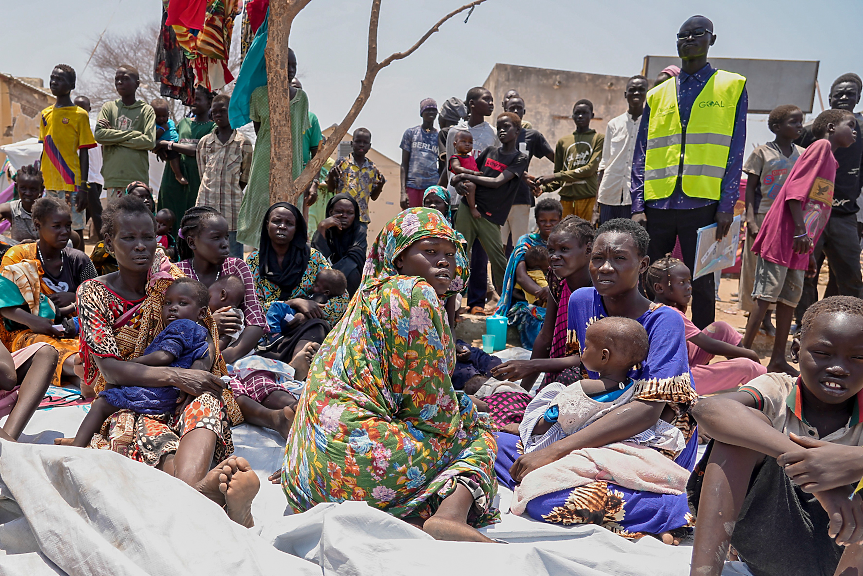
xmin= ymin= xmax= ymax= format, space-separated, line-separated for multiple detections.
xmin=644 ymin=70 xmax=746 ymax=201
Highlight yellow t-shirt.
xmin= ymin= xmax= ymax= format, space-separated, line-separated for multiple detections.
xmin=39 ymin=104 xmax=97 ymax=192
xmin=518 ymin=269 xmax=549 ymax=304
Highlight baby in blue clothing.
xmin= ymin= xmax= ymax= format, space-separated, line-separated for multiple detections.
xmin=70 ymin=278 xmax=214 ymax=447
xmin=152 ymin=98 xmax=188 ymax=185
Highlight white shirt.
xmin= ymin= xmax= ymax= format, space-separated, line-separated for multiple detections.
xmin=596 ymin=110 xmax=640 ymax=206
xmin=87 ymin=119 xmax=104 ymax=186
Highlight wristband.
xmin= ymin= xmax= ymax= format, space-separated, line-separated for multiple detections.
xmin=792 ymin=233 xmax=809 ymax=239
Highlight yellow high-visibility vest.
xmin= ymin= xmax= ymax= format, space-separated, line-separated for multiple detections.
xmin=644 ymin=70 xmax=746 ymax=201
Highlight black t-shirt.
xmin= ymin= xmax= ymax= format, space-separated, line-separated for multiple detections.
xmin=513 ymin=128 xmax=555 ymax=206
xmin=41 ymin=247 xmax=98 ymax=294
xmin=796 ymin=114 xmax=863 ymax=215
xmin=463 ymin=146 xmax=529 ymax=225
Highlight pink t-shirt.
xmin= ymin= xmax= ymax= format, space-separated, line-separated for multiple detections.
xmin=751 ymin=139 xmax=838 ymax=270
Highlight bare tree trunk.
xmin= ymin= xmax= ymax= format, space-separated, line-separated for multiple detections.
xmin=267 ymin=0 xmax=488 ymax=206
xmin=267 ymin=0 xmax=312 ymax=204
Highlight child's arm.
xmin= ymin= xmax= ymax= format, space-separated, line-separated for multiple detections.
xmin=786 ymin=199 xmax=812 ymax=254
xmin=156 ymin=125 xmax=166 ymax=139
xmin=453 ymin=168 xmax=518 ymax=190
xmin=688 ymin=332 xmax=760 ymax=362
xmin=0 ymin=203 xmax=12 ymax=222
xmin=132 ymin=350 xmax=176 ymax=366
xmin=370 ymin=168 xmax=385 ymax=201
xmin=744 ymin=172 xmax=760 ymax=237
xmin=515 ymin=261 xmax=550 ymax=304
xmin=449 ymin=156 xmax=482 ymax=176
xmin=190 ymin=336 xmax=215 ymax=372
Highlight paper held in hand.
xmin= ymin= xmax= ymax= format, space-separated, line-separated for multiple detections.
xmin=692 ymin=215 xmax=742 ymax=280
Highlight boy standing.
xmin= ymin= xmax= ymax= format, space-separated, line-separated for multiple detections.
xmin=592 ymin=76 xmax=647 ymax=226
xmin=739 ymin=105 xmax=804 ymax=331
xmin=326 ymin=128 xmax=385 ymax=225
xmin=536 ymin=99 xmax=604 ymax=220
xmin=502 ymin=96 xmax=554 ymax=251
xmin=94 ymin=65 xmax=156 ymax=200
xmin=399 ymin=98 xmax=440 ymax=209
xmin=444 ymin=88 xmax=500 ymax=313
xmin=196 ymin=94 xmax=253 ymax=259
xmin=741 ymin=109 xmax=858 ymax=375
xmin=795 ymin=73 xmax=863 ymax=323
xmin=690 ymin=296 xmax=863 ymax=576
xmin=453 ymin=112 xmax=529 ymax=294
xmin=40 ymin=64 xmax=96 ymax=249
xmin=73 ymin=95 xmax=105 ymax=240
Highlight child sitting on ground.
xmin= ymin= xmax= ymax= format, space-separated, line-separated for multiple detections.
xmin=648 ymin=255 xmax=765 ymax=395
xmin=449 ymin=128 xmax=483 ymax=219
xmin=689 ymin=296 xmax=863 ymax=576
xmin=741 ymin=108 xmax=858 ymax=376
xmin=517 ymin=316 xmax=684 ymax=453
xmin=208 ymin=274 xmax=245 ymax=349
xmin=518 ymin=246 xmax=549 ymax=306
xmin=155 ymin=208 xmax=177 ymax=260
xmin=68 ymin=278 xmax=213 ymax=447
xmin=152 ymin=99 xmax=188 ymax=185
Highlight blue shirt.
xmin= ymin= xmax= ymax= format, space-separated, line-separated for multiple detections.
xmin=630 ymin=63 xmax=748 ymax=214
xmin=400 ymin=125 xmax=440 ymax=190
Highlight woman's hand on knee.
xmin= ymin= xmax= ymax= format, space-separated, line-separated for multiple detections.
xmin=509 ymin=446 xmax=561 ymax=483
xmin=813 ymin=488 xmax=863 ymax=546
xmin=174 ymin=369 xmax=226 ymax=397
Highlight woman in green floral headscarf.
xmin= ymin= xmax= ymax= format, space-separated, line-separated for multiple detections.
xmin=282 ymin=208 xmax=499 ymax=541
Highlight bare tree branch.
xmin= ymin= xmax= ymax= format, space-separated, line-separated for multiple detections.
xmin=277 ymin=0 xmax=491 ymax=205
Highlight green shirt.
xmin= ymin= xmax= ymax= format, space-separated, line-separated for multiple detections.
xmin=95 ymin=99 xmax=156 ymax=189
xmin=547 ymin=129 xmax=604 ymax=200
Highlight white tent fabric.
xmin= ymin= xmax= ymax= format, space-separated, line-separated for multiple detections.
xmin=0 ymin=348 xmax=751 ymax=576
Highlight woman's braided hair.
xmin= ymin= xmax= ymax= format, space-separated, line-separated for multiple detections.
xmin=177 ymin=206 xmax=222 ymax=261
xmin=14 ymin=163 xmax=43 ymax=191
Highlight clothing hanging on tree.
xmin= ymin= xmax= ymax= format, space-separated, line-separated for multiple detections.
xmin=171 ymin=0 xmax=239 ymax=91
xmin=154 ymin=5 xmax=196 ymax=106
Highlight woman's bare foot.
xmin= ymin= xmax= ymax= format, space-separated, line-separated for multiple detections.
xmin=270 ymin=406 xmax=295 ymax=439
xmin=195 ymin=458 xmax=237 ymax=506
xmin=422 ymin=516 xmax=493 ymax=543
xmin=53 ymin=437 xmax=75 ymax=446
xmin=289 ymin=342 xmax=320 ymax=381
xmin=766 ymin=359 xmax=799 ymax=377
xmin=219 ymin=456 xmax=259 ymax=528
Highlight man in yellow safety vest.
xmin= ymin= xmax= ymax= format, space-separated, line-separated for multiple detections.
xmin=631 ymin=15 xmax=748 ymax=329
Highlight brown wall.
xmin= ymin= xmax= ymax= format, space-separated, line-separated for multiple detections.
xmin=0 ymin=73 xmax=53 ymax=165
xmin=483 ymin=64 xmax=633 ymax=176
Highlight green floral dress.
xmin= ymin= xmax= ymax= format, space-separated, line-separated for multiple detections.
xmin=282 ymin=208 xmax=499 ymax=526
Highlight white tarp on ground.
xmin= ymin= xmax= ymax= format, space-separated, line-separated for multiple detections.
xmin=0 ymin=349 xmax=750 ymax=576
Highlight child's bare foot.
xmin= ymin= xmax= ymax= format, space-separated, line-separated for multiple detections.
xmin=53 ymin=437 xmax=75 ymax=446
xmin=766 ymin=359 xmax=799 ymax=377
xmin=290 ymin=342 xmax=320 ymax=381
xmin=219 ymin=456 xmax=259 ymax=528
xmin=423 ymin=516 xmax=493 ymax=543
xmin=271 ymin=406 xmax=295 ymax=439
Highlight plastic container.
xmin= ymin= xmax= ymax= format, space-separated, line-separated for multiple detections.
xmin=486 ymin=315 xmax=507 ymax=351
xmin=481 ymin=334 xmax=496 ymax=353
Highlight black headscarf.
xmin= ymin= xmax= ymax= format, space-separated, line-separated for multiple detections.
xmin=311 ymin=193 xmax=367 ymax=263
xmin=258 ymin=202 xmax=310 ymax=298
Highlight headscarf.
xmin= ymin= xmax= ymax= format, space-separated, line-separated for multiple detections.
xmin=361 ymin=208 xmax=468 ymax=298
xmin=258 ymin=202 xmax=310 ymax=298
xmin=660 ymin=64 xmax=681 ymax=77
xmin=439 ymin=97 xmax=467 ymax=123
xmin=229 ymin=7 xmax=268 ymax=127
xmin=422 ymin=186 xmax=451 ymax=222
xmin=314 ymin=193 xmax=366 ymax=263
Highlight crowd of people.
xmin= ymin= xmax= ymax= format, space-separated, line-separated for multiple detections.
xmin=2 ymin=11 xmax=863 ymax=576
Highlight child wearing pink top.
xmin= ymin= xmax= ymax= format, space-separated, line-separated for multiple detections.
xmin=741 ymin=108 xmax=858 ymax=376
xmin=649 ymin=256 xmax=765 ymax=394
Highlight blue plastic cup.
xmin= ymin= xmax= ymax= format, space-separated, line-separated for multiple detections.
xmin=482 ymin=334 xmax=495 ymax=353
